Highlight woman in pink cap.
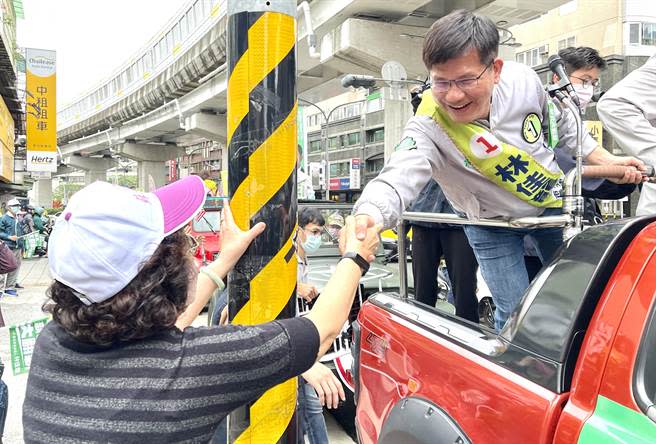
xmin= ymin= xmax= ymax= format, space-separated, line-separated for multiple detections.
xmin=23 ymin=176 xmax=380 ymax=443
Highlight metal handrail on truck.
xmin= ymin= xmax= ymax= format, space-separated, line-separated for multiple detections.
xmin=395 ymin=89 xmax=655 ymax=301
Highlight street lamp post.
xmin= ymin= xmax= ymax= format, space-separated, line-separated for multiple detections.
xmin=299 ymin=98 xmax=367 ymax=200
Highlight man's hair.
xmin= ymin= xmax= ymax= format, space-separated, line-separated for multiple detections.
xmin=423 ymin=10 xmax=499 ymax=69
xmin=299 ymin=207 xmax=325 ymax=228
xmin=558 ymin=46 xmax=607 ymax=74
xmin=44 ymin=230 xmax=194 ymax=346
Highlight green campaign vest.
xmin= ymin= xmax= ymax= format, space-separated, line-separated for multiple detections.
xmin=416 ymin=94 xmax=563 ymax=209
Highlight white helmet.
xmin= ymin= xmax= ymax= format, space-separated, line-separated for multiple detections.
xmin=6 ymin=198 xmax=20 ymax=207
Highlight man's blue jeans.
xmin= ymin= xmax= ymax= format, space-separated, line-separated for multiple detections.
xmin=463 ymin=208 xmax=563 ymax=331
xmin=298 ymin=380 xmax=329 ymax=444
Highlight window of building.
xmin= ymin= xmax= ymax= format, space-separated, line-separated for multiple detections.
xmin=194 ymin=0 xmax=204 ymax=22
xmin=516 ymin=45 xmax=549 ymax=67
xmin=366 ymin=128 xmax=384 ymax=143
xmin=173 ymin=22 xmax=181 ymax=43
xmin=330 ymin=161 xmax=350 ymax=178
xmin=309 ymin=140 xmax=322 ymax=153
xmin=159 ymin=38 xmax=168 ymax=59
xmin=141 ymin=53 xmax=152 ymax=72
xmin=366 ymin=157 xmax=384 ymax=174
xmin=166 ymin=31 xmax=174 ymax=54
xmin=628 ymin=22 xmax=656 ymax=45
xmin=629 ymin=23 xmax=640 ymax=44
xmin=186 ymin=8 xmax=195 ymax=30
xmin=179 ymin=16 xmax=188 ymax=39
xmin=558 ymin=36 xmax=576 ymax=51
xmin=347 ymin=132 xmax=361 ymax=146
xmin=152 ymin=43 xmax=161 ymax=65
xmin=328 ymin=137 xmax=338 ymax=150
xmin=643 ymin=23 xmax=656 ymax=46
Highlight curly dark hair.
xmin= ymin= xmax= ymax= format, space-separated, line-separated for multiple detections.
xmin=44 ymin=230 xmax=194 ymax=346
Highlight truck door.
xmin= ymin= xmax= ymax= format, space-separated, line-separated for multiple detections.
xmin=356 ymin=299 xmax=567 ymax=444
xmin=563 ymin=223 xmax=656 ymax=443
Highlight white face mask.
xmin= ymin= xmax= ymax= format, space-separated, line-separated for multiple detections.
xmin=573 ymin=83 xmax=594 ymax=112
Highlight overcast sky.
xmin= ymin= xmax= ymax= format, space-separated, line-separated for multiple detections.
xmin=17 ymin=0 xmax=185 ymax=107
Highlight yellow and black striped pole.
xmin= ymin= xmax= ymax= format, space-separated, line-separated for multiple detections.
xmin=226 ymin=0 xmax=298 ymax=443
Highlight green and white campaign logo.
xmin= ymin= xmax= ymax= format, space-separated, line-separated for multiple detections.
xmin=522 ymin=113 xmax=542 ymax=144
xmin=394 ymin=137 xmax=417 ymax=152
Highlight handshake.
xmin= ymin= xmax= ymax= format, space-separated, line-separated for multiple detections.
xmin=338 ymin=215 xmax=382 ymax=264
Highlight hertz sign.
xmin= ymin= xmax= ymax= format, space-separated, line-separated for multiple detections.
xmin=26 ymin=48 xmax=57 ymax=172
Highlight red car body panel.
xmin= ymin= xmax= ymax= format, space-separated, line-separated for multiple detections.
xmin=598 ymin=224 xmax=656 ymax=409
xmin=357 ymin=222 xmax=656 ymax=444
xmin=553 ymin=224 xmax=656 ymax=442
xmin=356 ymin=306 xmax=568 ymax=444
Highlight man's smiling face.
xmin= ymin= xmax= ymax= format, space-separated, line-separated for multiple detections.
xmin=429 ymin=47 xmax=503 ymax=124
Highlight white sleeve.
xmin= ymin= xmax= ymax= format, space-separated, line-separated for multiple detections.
xmin=353 ymin=117 xmax=443 ymax=229
xmin=597 ymin=57 xmax=656 ymax=163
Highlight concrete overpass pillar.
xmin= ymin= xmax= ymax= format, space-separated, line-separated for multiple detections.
xmin=55 ymin=165 xmax=76 ymax=176
xmin=137 ymin=161 xmax=167 ymax=191
xmin=63 ymin=156 xmax=116 ymax=185
xmin=116 ymin=143 xmax=184 ymax=191
xmin=85 ymin=170 xmax=107 ymax=185
xmin=184 ymin=113 xmax=227 ymax=144
xmin=32 ymin=179 xmax=53 ymax=208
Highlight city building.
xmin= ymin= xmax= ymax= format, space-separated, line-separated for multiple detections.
xmin=0 ymin=0 xmax=26 ymax=200
xmin=512 ymin=0 xmax=655 ymax=66
xmin=511 ymin=0 xmax=656 ymax=215
xmin=303 ymin=89 xmax=385 ymax=202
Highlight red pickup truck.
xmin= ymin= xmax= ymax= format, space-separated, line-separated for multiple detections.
xmin=354 ymin=216 xmax=656 ymax=443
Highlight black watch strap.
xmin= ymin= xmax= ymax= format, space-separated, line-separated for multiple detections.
xmin=341 ymin=251 xmax=369 ymax=276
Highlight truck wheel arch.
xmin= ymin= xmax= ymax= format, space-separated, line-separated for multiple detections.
xmin=378 ymin=397 xmax=471 ymax=444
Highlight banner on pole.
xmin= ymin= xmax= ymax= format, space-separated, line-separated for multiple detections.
xmin=9 ymin=317 xmax=49 ymax=375
xmin=26 ymin=48 xmax=57 ymax=172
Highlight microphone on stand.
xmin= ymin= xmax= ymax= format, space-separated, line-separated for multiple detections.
xmin=548 ymin=54 xmax=580 ymax=107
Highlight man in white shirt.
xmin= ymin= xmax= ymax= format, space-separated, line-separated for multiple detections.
xmin=598 ymin=55 xmax=656 ymax=215
xmin=353 ymin=10 xmax=644 ymax=330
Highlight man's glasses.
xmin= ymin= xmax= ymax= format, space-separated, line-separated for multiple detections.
xmin=570 ymin=75 xmax=600 ymax=89
xmin=430 ymin=62 xmax=492 ymax=93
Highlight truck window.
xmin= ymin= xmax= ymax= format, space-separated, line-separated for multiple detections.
xmin=635 ymin=301 xmax=656 ymax=414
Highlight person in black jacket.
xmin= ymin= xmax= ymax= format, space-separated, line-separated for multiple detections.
xmin=409 ymin=85 xmax=479 ymax=323
xmin=0 ymin=199 xmax=23 ymax=296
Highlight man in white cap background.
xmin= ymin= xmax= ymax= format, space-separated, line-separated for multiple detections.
xmin=0 ymin=198 xmax=24 ymax=296
xmin=22 ymin=175 xmax=381 ymax=443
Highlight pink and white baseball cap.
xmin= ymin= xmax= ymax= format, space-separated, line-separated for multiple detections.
xmin=48 ymin=175 xmax=207 ymax=305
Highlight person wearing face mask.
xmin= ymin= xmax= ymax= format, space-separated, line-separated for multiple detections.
xmin=297 ymin=207 xmax=324 ymax=303
xmin=210 ymin=207 xmax=344 ymax=444
xmin=551 ymin=47 xmax=636 ymax=215
xmin=352 ymin=10 xmax=645 ymax=331
xmin=293 ymin=207 xmax=345 ymax=444
xmin=0 ymin=199 xmax=24 ymax=296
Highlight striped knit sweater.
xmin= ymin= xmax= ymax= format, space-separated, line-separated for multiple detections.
xmin=23 ymin=317 xmax=319 ymax=443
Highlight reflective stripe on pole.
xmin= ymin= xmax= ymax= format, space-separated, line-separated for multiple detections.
xmin=226 ymin=1 xmax=297 ymax=443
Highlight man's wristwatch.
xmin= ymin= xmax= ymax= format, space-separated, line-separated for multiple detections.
xmin=341 ymin=252 xmax=370 ymax=276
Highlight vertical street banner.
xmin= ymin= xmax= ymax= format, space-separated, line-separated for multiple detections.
xmin=9 ymin=317 xmax=49 ymax=375
xmin=26 ymin=48 xmax=57 ymax=172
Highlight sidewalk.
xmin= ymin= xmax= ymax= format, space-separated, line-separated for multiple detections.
xmin=0 ymin=257 xmax=51 ymax=444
